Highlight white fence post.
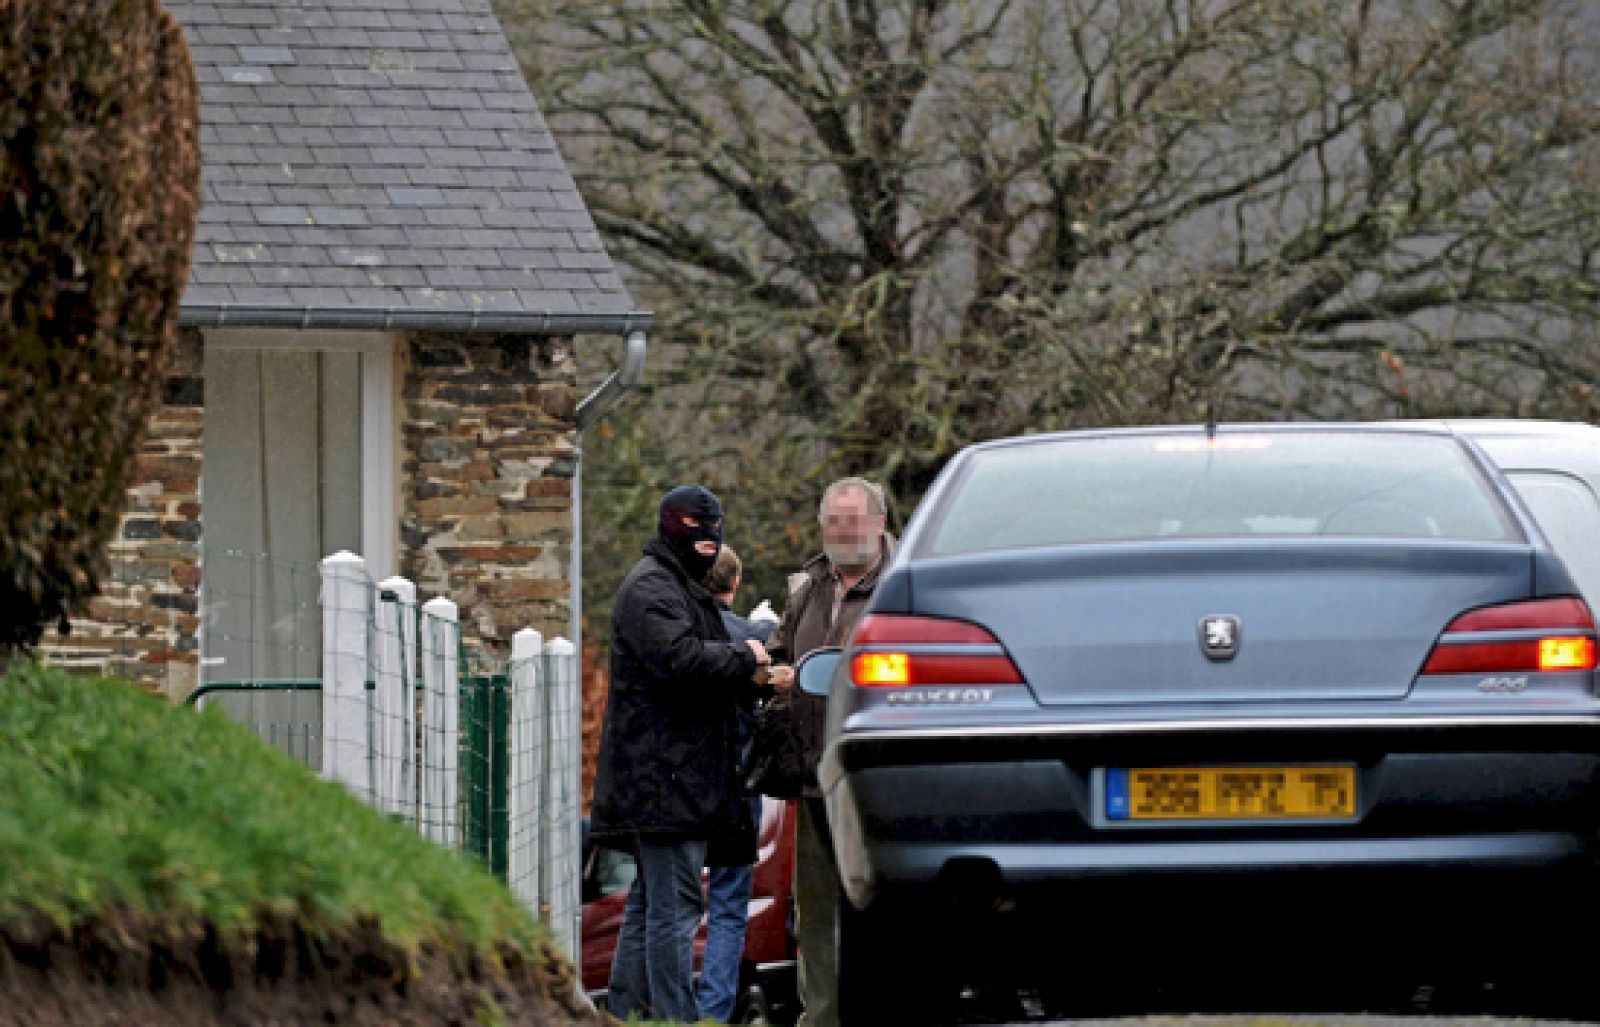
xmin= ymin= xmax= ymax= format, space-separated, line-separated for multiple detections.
xmin=508 ymin=627 xmax=543 ymax=919
xmin=319 ymin=551 xmax=369 ymax=797
xmin=420 ymin=597 xmax=461 ymax=847
xmin=314 ymin=557 xmax=579 ymax=957
xmin=546 ymin=635 xmax=579 ymax=960
xmin=373 ymin=576 xmax=416 ymax=821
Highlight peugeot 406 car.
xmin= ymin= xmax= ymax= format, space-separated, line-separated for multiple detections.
xmin=798 ymin=423 xmax=1600 ymax=1022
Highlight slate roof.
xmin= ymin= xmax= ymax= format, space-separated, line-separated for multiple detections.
xmin=168 ymin=0 xmax=646 ymax=332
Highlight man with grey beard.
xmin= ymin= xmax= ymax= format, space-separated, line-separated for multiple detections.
xmin=765 ymin=477 xmax=894 ymax=1027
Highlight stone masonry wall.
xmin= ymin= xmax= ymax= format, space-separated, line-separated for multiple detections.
xmin=402 ymin=333 xmax=577 ymax=648
xmin=39 ymin=328 xmax=204 ymax=698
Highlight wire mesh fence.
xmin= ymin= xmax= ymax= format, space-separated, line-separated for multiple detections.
xmin=187 ymin=680 xmax=323 ymax=770
xmin=505 ymin=633 xmax=581 ymax=938
xmin=202 ymin=548 xmax=323 ymax=684
xmin=61 ymin=546 xmax=584 ymax=958
xmin=40 ymin=545 xmax=322 ymax=699
xmin=318 ymin=551 xmax=583 ymax=957
xmin=185 ymin=549 xmax=327 ymax=767
xmin=448 ymin=630 xmax=582 ymax=947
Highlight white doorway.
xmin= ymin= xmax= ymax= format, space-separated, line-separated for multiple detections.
xmin=201 ymin=329 xmax=397 ymax=682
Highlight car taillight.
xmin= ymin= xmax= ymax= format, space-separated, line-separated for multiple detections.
xmin=1421 ymin=597 xmax=1598 ymax=674
xmin=848 ymin=614 xmax=1023 ymax=687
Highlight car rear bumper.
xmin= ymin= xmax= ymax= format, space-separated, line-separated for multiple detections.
xmin=819 ymin=716 xmax=1600 ymax=909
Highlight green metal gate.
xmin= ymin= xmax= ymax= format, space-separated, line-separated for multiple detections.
xmin=459 ymin=669 xmax=511 ymax=878
xmin=186 ymin=680 xmax=324 ymax=769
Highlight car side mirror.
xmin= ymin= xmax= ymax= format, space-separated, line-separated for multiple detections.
xmin=796 ymin=648 xmax=842 ymax=696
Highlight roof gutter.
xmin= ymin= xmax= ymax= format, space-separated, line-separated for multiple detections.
xmin=179 ymin=304 xmax=654 ymax=335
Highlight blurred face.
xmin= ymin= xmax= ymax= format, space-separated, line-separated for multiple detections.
xmin=821 ymin=487 xmax=884 ymax=571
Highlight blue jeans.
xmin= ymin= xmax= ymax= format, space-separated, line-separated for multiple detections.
xmin=698 ymin=795 xmax=762 ymax=1022
xmin=697 ymin=862 xmax=754 ymax=1021
xmin=608 ymin=836 xmax=708 ymax=1023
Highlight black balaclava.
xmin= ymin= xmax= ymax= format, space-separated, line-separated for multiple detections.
xmin=658 ymin=484 xmax=724 ymax=581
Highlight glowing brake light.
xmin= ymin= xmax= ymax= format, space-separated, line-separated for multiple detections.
xmin=1542 ymin=637 xmax=1597 ymax=671
xmin=853 ymin=652 xmax=909 ymax=686
xmin=848 ymin=615 xmax=1024 ymax=688
xmin=1421 ymin=597 xmax=1598 ymax=675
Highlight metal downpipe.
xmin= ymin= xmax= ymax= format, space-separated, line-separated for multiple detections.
xmin=567 ymin=328 xmax=646 ymax=954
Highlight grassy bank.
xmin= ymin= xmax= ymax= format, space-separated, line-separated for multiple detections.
xmin=0 ymin=659 xmax=543 ymax=953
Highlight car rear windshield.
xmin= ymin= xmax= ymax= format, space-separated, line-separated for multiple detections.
xmin=925 ymin=431 xmax=1519 ymax=556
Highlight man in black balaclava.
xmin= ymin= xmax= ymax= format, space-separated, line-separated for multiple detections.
xmin=590 ymin=484 xmax=774 ymax=1024
xmin=656 ymin=483 xmax=725 ymax=580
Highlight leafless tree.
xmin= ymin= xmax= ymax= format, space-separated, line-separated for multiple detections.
xmin=499 ymin=0 xmax=1600 ymax=613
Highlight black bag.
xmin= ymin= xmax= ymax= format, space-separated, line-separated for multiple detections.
xmin=745 ymin=690 xmax=808 ymax=799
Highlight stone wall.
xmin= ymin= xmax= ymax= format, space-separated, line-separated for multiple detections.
xmin=39 ymin=328 xmax=204 ymax=698
xmin=38 ymin=328 xmax=581 ymax=690
xmin=401 ymin=333 xmax=578 ymax=648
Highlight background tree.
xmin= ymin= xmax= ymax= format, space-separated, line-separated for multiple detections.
xmin=1 ymin=0 xmax=202 ymax=650
xmin=497 ymin=0 xmax=1600 ymax=630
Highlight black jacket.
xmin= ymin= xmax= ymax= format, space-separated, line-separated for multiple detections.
xmin=590 ymin=537 xmax=761 ymax=860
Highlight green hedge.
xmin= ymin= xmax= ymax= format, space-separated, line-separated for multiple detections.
xmin=0 ymin=0 xmax=201 ymax=649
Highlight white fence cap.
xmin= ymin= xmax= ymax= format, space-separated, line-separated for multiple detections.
xmin=422 ymin=596 xmax=459 ymax=621
xmin=546 ymin=636 xmax=575 ymax=656
xmin=511 ymin=627 xmax=544 ymax=661
xmin=377 ymin=575 xmax=416 ymax=602
xmin=320 ymin=550 xmax=366 ymax=573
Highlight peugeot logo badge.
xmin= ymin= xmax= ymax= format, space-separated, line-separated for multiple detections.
xmin=1199 ymin=615 xmax=1241 ymax=660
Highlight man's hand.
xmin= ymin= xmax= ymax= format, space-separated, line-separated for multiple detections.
xmin=768 ymin=665 xmax=795 ymax=692
xmin=747 ymin=638 xmax=773 ymax=684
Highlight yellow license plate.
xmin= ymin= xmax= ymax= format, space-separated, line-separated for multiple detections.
xmin=1119 ymin=766 xmax=1355 ymax=820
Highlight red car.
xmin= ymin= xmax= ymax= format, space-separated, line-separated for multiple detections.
xmin=581 ymin=797 xmax=799 ymax=1024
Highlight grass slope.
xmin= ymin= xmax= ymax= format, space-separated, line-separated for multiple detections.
xmin=0 ymin=659 xmax=544 ymax=954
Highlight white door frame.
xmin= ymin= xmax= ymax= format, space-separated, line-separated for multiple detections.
xmin=203 ymin=328 xmax=399 ymax=580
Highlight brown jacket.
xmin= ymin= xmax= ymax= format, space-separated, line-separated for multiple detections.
xmin=768 ymin=533 xmax=896 ymax=798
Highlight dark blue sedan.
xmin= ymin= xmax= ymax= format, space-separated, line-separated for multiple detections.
xmin=797 ymin=424 xmax=1600 ymax=1021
